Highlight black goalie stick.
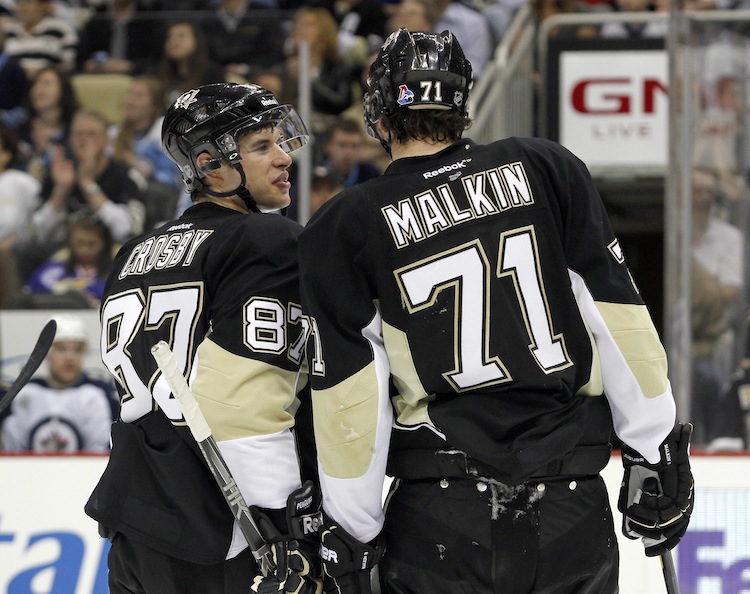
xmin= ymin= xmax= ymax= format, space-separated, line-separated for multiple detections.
xmin=0 ymin=319 xmax=57 ymax=415
xmin=150 ymin=340 xmax=274 ymax=576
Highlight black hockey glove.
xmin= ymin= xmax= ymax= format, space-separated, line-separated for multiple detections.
xmin=618 ymin=422 xmax=694 ymax=557
xmin=320 ymin=522 xmax=381 ymax=594
xmin=250 ymin=481 xmax=324 ymax=594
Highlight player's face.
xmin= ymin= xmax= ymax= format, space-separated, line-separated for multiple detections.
xmin=326 ymin=130 xmax=362 ymax=174
xmin=47 ymin=341 xmax=85 ymax=388
xmin=235 ymin=126 xmax=294 ymax=211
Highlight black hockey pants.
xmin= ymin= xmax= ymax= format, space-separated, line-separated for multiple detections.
xmin=378 ymin=474 xmax=618 ymax=594
xmin=107 ymin=532 xmax=256 ymax=594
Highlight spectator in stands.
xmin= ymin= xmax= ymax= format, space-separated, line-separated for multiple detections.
xmin=691 ymin=166 xmax=745 ymax=445
xmin=0 ymin=28 xmax=28 ymax=130
xmin=0 ymin=0 xmax=77 ymax=76
xmin=387 ymin=0 xmax=439 ymax=33
xmin=320 ymin=0 xmax=389 ymax=66
xmin=0 ymin=125 xmax=40 ymax=247
xmin=706 ymin=329 xmax=750 ymax=452
xmin=598 ymin=0 xmax=667 ymax=38
xmin=201 ymin=0 xmax=286 ymax=82
xmin=0 ymin=124 xmax=40 ymax=308
xmin=0 ymin=314 xmax=117 ymax=452
xmin=310 ymin=164 xmax=343 ymax=215
xmin=319 ymin=115 xmax=381 ymax=188
xmin=477 ymin=0 xmax=532 ymax=43
xmin=15 ymin=109 xmax=143 ymax=284
xmin=157 ymin=20 xmax=227 ymax=108
xmin=75 ymin=0 xmax=165 ymax=76
xmin=16 ymin=66 xmax=78 ymax=181
xmin=435 ymin=0 xmax=493 ymax=80
xmin=283 ymin=6 xmax=356 ymax=153
xmin=20 ymin=212 xmax=113 ymax=308
xmin=109 ymin=74 xmax=183 ymax=228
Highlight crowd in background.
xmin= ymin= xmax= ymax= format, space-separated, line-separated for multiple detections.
xmin=1 ymin=0 xmax=749 ymax=450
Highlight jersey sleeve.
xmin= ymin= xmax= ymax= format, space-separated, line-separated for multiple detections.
xmin=530 ymin=139 xmax=676 ymax=462
xmin=188 ymin=217 xmax=307 ymax=525
xmin=299 ymin=192 xmax=394 ymax=543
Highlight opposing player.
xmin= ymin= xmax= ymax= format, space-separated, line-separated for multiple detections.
xmin=298 ymin=29 xmax=694 ymax=593
xmin=85 ymin=82 xmax=322 ymax=593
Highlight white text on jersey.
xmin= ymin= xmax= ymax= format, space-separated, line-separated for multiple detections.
xmin=382 ymin=161 xmax=534 ymax=249
xmin=118 ymin=230 xmax=214 ymax=278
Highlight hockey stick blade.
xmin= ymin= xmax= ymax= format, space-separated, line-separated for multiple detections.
xmin=150 ymin=340 xmax=274 ymax=575
xmin=661 ymin=549 xmax=680 ymax=594
xmin=0 ymin=319 xmax=57 ymax=414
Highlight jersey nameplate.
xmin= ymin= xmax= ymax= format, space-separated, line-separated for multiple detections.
xmin=118 ymin=228 xmax=214 ymax=279
xmin=382 ymin=161 xmax=534 ymax=249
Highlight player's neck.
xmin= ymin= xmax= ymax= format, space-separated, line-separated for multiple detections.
xmin=195 ymin=195 xmax=251 ymax=214
xmin=390 ymin=139 xmax=453 ymax=161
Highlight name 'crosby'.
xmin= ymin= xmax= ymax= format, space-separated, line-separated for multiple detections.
xmin=118 ymin=229 xmax=214 ymax=278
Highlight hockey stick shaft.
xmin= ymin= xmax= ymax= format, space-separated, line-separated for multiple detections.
xmin=661 ymin=550 xmax=680 ymax=594
xmin=0 ymin=319 xmax=57 ymax=414
xmin=150 ymin=340 xmax=273 ymax=575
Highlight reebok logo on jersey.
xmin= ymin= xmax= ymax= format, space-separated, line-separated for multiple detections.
xmin=397 ymin=84 xmax=414 ymax=106
xmin=167 ymin=223 xmax=194 ymax=232
xmin=423 ymin=159 xmax=471 ymax=179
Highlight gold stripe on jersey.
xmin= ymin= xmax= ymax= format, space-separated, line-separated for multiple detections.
xmin=576 ymin=316 xmax=604 ymax=397
xmin=595 ymin=301 xmax=668 ymax=398
xmin=191 ymin=338 xmax=298 ymax=442
xmin=312 ymin=363 xmax=379 ymax=478
xmin=382 ymin=321 xmax=434 ymax=428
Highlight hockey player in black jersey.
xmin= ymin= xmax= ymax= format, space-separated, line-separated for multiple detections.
xmin=298 ymin=29 xmax=694 ymax=593
xmin=85 ymin=83 xmax=323 ymax=594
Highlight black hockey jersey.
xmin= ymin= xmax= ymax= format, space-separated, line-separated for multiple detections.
xmin=298 ymin=137 xmax=677 ymax=543
xmin=86 ymin=202 xmax=310 ymax=563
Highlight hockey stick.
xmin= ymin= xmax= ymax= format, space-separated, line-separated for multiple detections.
xmin=660 ymin=549 xmax=680 ymax=594
xmin=641 ymin=477 xmax=681 ymax=594
xmin=0 ymin=319 xmax=57 ymax=415
xmin=150 ymin=340 xmax=274 ymax=576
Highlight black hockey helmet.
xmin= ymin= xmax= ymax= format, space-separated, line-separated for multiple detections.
xmin=363 ymin=28 xmax=472 ymax=140
xmin=162 ymin=82 xmax=308 ymax=207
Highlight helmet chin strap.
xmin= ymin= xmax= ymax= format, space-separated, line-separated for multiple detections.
xmin=201 ymin=163 xmax=259 ymax=212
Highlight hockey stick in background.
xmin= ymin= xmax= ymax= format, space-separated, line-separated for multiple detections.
xmin=0 ymin=319 xmax=57 ymax=415
xmin=150 ymin=340 xmax=274 ymax=576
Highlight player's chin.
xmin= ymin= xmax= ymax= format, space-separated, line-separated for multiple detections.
xmin=272 ymin=190 xmax=292 ymax=210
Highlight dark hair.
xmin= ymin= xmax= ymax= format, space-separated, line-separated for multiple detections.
xmin=158 ymin=20 xmax=218 ymax=96
xmin=27 ymin=67 xmax=79 ymax=127
xmin=0 ymin=125 xmax=21 ymax=166
xmin=113 ymin=75 xmax=165 ymax=162
xmin=383 ymin=109 xmax=471 ymax=145
xmin=327 ymin=116 xmax=363 ymax=139
xmin=66 ymin=213 xmax=114 ymax=278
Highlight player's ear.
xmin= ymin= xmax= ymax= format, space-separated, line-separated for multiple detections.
xmin=196 ymin=152 xmax=223 ymax=183
xmin=375 ymin=119 xmax=389 ymax=139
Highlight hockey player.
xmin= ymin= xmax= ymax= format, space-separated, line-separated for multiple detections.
xmin=1 ymin=313 xmax=116 ymax=452
xmin=298 ymin=29 xmax=694 ymax=593
xmin=85 ymin=83 xmax=322 ymax=594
